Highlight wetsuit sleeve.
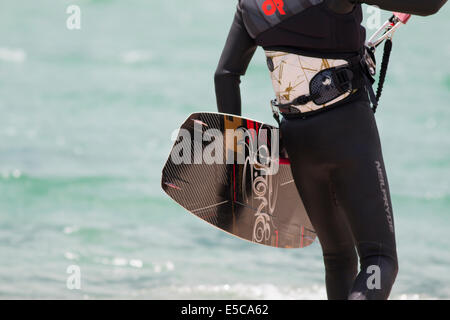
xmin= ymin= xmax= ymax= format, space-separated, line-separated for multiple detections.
xmin=214 ymin=2 xmax=257 ymax=116
xmin=352 ymin=0 xmax=447 ymax=16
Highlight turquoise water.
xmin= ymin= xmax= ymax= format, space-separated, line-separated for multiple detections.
xmin=0 ymin=0 xmax=449 ymax=299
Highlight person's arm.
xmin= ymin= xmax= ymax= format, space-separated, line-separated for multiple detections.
xmin=351 ymin=0 xmax=447 ymax=16
xmin=214 ymin=2 xmax=257 ymax=116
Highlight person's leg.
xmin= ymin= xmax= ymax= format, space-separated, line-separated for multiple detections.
xmin=327 ymin=102 xmax=398 ymax=299
xmin=281 ymin=118 xmax=358 ymax=300
xmin=333 ymin=158 xmax=398 ymax=299
xmin=280 ymin=98 xmax=398 ymax=299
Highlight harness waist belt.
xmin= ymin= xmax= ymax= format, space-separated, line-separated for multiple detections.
xmin=265 ymin=49 xmax=375 ymax=116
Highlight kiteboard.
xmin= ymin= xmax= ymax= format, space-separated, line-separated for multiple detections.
xmin=161 ymin=112 xmax=316 ymax=248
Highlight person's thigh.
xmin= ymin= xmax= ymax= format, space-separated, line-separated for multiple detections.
xmin=281 ymin=117 xmax=359 ymax=299
xmin=328 ymin=103 xmax=397 ymax=260
xmin=280 ymin=118 xmax=356 ymax=255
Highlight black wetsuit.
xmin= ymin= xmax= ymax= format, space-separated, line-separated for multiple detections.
xmin=215 ymin=0 xmax=446 ymax=300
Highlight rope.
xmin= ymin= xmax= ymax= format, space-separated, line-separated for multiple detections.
xmin=373 ymin=39 xmax=393 ymax=113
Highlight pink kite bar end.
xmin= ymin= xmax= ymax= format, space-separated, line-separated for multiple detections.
xmin=393 ymin=12 xmax=412 ymax=24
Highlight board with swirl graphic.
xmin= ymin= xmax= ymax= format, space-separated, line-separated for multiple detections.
xmin=161 ymin=112 xmax=316 ymax=248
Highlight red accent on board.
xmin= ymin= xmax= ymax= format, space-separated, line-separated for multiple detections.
xmin=275 ymin=230 xmax=279 ymax=248
xmin=246 ymin=120 xmax=253 ymax=131
xmin=279 ymin=158 xmax=291 ymax=165
xmin=165 ymin=182 xmax=181 ymax=190
xmin=300 ymin=226 xmax=304 ymax=248
xmin=246 ymin=120 xmax=256 ymax=142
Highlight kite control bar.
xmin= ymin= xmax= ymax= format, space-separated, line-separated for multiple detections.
xmin=366 ymin=12 xmax=412 ymax=48
xmin=364 ymin=12 xmax=412 ymax=113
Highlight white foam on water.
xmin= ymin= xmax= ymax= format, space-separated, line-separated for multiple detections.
xmin=153 ymin=265 xmax=162 ymax=273
xmin=64 ymin=252 xmax=79 ymax=261
xmin=0 ymin=47 xmax=26 ymax=63
xmin=152 ymin=261 xmax=175 ymax=273
xmin=129 ymin=259 xmax=143 ymax=268
xmin=171 ymin=283 xmax=327 ymax=300
xmin=63 ymin=226 xmax=79 ymax=234
xmin=112 ymin=257 xmax=128 ymax=266
xmin=165 ymin=261 xmax=175 ymax=271
xmin=12 ymin=169 xmax=21 ymax=179
xmin=158 ymin=283 xmax=440 ymax=300
xmin=95 ymin=257 xmax=145 ymax=269
xmin=395 ymin=293 xmax=437 ymax=300
xmin=1 ymin=169 xmax=22 ymax=179
xmin=121 ymin=50 xmax=152 ymax=64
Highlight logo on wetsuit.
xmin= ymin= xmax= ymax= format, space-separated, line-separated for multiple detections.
xmin=262 ymin=0 xmax=286 ymax=16
xmin=375 ymin=161 xmax=394 ymax=233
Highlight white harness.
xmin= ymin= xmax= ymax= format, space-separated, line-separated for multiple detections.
xmin=265 ymin=50 xmax=354 ymax=114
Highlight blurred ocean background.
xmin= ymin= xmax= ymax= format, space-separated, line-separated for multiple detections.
xmin=0 ymin=0 xmax=449 ymax=299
